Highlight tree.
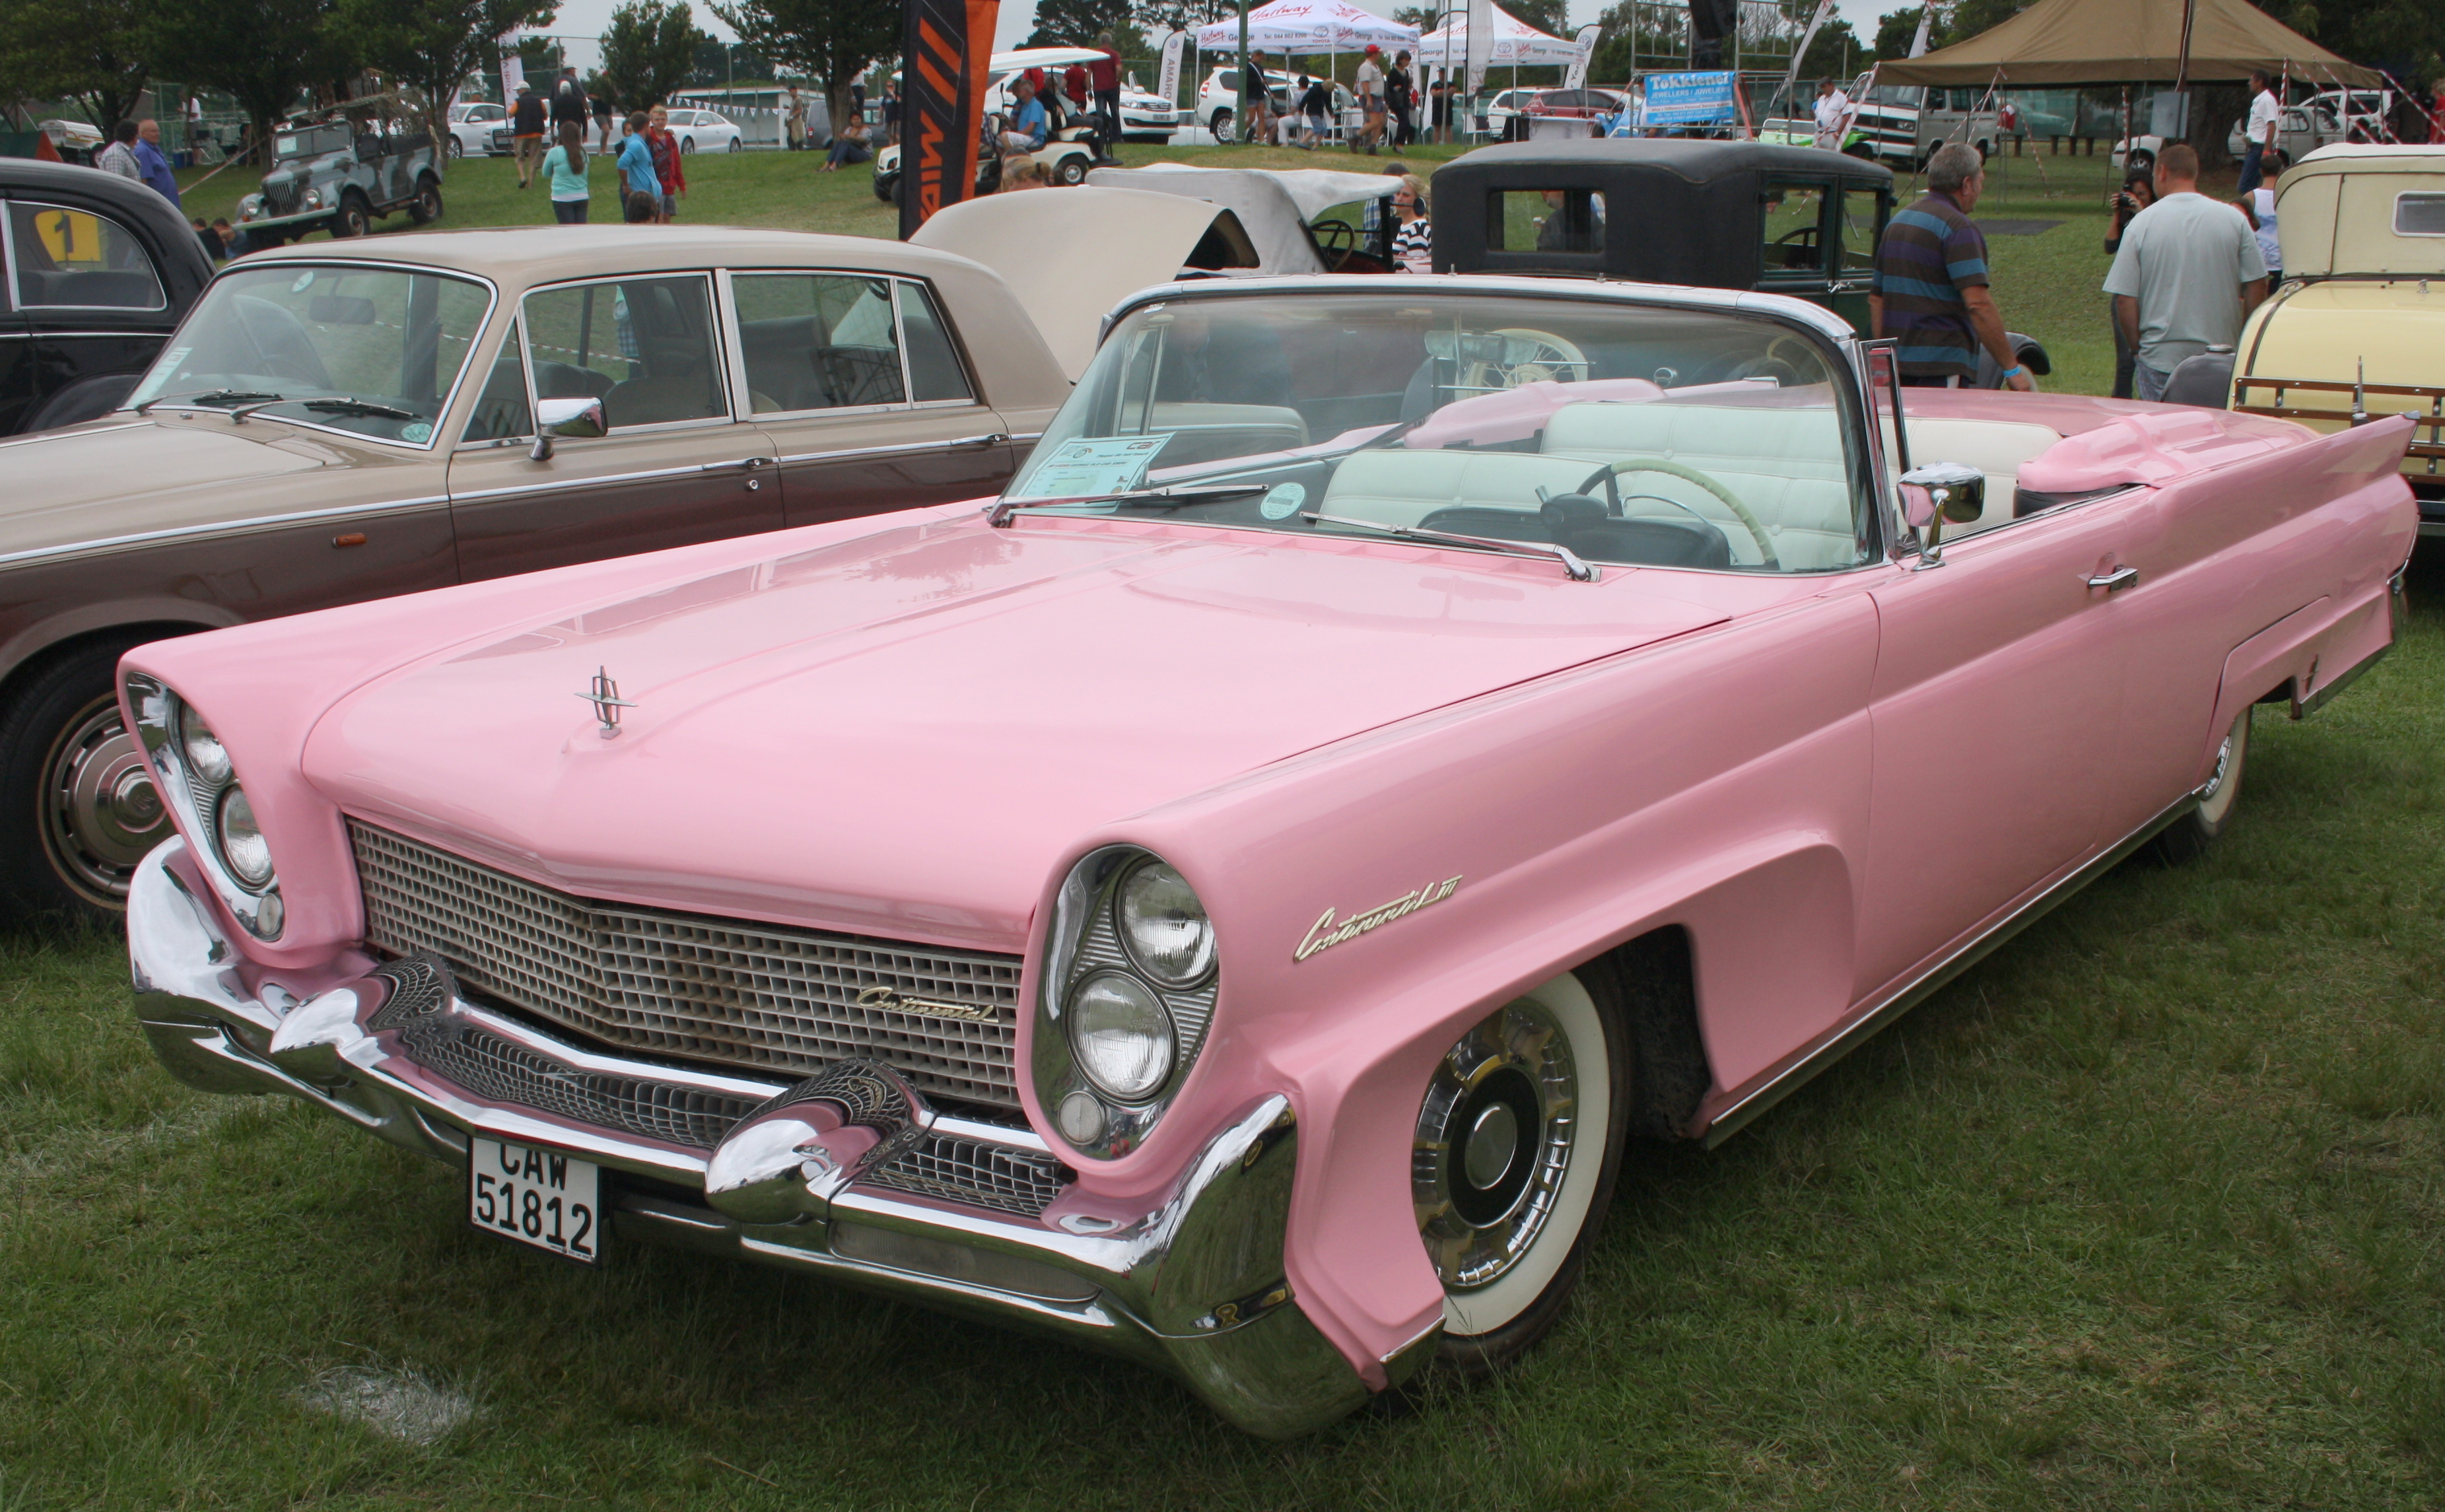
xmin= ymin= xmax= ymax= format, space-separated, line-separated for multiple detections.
xmin=1589 ymin=0 xmax=1686 ymax=83
xmin=149 ymin=0 xmax=357 ymax=160
xmin=1873 ymin=5 xmax=1927 ymax=60
xmin=705 ymin=0 xmax=891 ymax=139
xmin=8 ymin=0 xmax=153 ymax=134
xmin=1796 ymin=16 xmax=1861 ymax=82
xmin=598 ymin=0 xmax=707 ymax=112
xmin=1025 ymin=0 xmax=1131 ymax=49
xmin=341 ymin=0 xmax=558 ymax=149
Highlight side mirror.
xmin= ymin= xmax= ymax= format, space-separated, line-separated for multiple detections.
xmin=1897 ymin=462 xmax=1985 ymax=568
xmin=528 ymin=395 xmax=606 ymax=461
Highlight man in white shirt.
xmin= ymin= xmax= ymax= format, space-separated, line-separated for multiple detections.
xmin=1352 ymin=45 xmax=1386 ymax=155
xmin=1812 ymin=78 xmax=1855 ymax=152
xmin=95 ymin=121 xmax=143 ymax=181
xmin=2103 ymin=143 xmax=2269 ymax=401
xmin=2238 ymin=70 xmax=2281 ymax=193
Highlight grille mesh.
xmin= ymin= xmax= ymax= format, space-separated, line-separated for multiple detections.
xmin=864 ymin=1132 xmax=1072 ymax=1218
xmin=394 ymin=1015 xmax=763 ymax=1150
xmin=350 ymin=821 xmax=1025 ymax=1109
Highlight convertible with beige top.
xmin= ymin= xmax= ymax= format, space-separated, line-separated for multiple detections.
xmin=0 ymin=227 xmax=1069 ymax=923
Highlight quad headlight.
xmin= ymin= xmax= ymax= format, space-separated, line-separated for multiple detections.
xmin=1034 ymin=846 xmax=1221 ymax=1158
xmin=125 ymin=673 xmax=283 ymax=938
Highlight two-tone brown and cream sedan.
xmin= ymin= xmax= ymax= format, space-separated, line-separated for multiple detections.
xmin=0 ymin=226 xmax=1069 ymax=922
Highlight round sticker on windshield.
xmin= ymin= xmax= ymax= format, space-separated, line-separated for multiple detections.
xmin=1260 ymin=483 xmax=1306 ymax=520
xmin=400 ymin=422 xmax=433 ymax=444
xmin=289 ymin=270 xmax=316 ymax=293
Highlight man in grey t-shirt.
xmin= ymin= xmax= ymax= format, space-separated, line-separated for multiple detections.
xmin=2102 ymin=143 xmax=2267 ymax=402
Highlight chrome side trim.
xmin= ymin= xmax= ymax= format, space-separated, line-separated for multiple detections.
xmin=7 ymin=329 xmax=166 ymax=340
xmin=0 ymin=419 xmax=148 ymax=448
xmin=1702 ymin=790 xmax=2203 ymax=1148
xmin=446 ymin=462 xmax=743 ymax=504
xmin=774 ymin=432 xmax=1006 ymax=466
xmin=0 ymin=494 xmax=454 ymax=571
xmin=2296 ymin=626 xmax=2395 ymax=717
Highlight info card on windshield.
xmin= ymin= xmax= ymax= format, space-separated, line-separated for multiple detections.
xmin=1009 ymin=434 xmax=1173 ymax=500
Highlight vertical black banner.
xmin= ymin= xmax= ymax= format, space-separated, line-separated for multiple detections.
xmin=898 ymin=0 xmax=1000 ymax=240
xmin=1688 ymin=0 xmax=1737 ymax=69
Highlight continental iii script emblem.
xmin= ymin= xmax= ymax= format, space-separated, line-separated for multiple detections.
xmin=1293 ymin=876 xmax=1463 ymax=962
xmin=854 ymin=984 xmax=998 ymax=1023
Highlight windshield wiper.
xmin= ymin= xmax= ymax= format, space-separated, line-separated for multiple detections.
xmin=301 ymin=397 xmax=418 ymax=420
xmin=1300 ymin=511 xmax=1599 ymax=582
xmin=986 ymin=483 xmax=1268 ymax=527
xmin=134 ymin=389 xmax=283 ymax=415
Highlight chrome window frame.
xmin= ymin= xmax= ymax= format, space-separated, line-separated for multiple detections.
xmin=717 ymin=269 xmax=983 ymax=424
xmin=2395 ymin=190 xmax=2445 ymax=237
xmin=128 ymin=258 xmax=499 ymax=452
xmin=4 ymin=198 xmax=168 ymax=313
xmin=1021 ymin=280 xmax=1889 ymax=578
xmin=450 ymin=312 xmax=541 ymax=450
xmin=515 ymin=269 xmax=736 ymax=437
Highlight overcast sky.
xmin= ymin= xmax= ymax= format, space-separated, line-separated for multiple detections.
xmin=536 ymin=0 xmax=1905 ymax=61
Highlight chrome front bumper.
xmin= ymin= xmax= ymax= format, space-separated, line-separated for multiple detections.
xmin=129 ymin=840 xmax=1423 ymax=1437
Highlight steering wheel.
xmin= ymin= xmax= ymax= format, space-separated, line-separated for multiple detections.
xmin=1311 ymin=216 xmax=1363 ymax=270
xmin=1770 ymin=224 xmax=1821 ymax=269
xmin=1579 ymin=457 xmax=1779 ymax=570
xmin=1699 ymin=332 xmax=1817 ymax=388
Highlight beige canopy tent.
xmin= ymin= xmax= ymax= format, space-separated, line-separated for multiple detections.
xmin=1875 ymin=0 xmax=2382 ymax=88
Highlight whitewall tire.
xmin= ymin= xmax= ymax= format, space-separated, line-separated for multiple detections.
xmin=2153 ymin=706 xmax=2251 ymax=864
xmin=1414 ymin=969 xmax=1628 ymax=1369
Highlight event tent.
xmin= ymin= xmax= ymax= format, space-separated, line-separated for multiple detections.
xmin=1416 ymin=5 xmax=1586 ymax=67
xmin=1875 ymin=0 xmax=2382 ymax=88
xmin=1193 ymin=0 xmax=1418 ymax=57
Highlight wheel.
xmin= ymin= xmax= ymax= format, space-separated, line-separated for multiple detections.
xmin=679 ymin=135 xmax=695 ymax=155
xmin=0 ymin=634 xmax=180 ymax=924
xmin=2152 ymin=707 xmax=2251 ymax=864
xmin=445 ymin=137 xmax=463 ymax=160
xmin=874 ymin=172 xmax=895 ymax=203
xmin=1210 ymin=108 xmax=1233 ymax=142
xmin=329 ymin=193 xmax=371 ymax=239
xmin=1054 ymin=155 xmax=1087 ymax=186
xmin=407 ymin=177 xmax=442 ymax=224
xmin=728 ymin=136 xmax=742 ymax=153
xmin=1414 ymin=970 xmax=1629 ymax=1371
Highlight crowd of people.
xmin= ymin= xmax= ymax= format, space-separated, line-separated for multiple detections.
xmin=1239 ymin=46 xmax=1422 ymax=153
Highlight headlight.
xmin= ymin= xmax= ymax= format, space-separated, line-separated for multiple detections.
xmin=125 ymin=673 xmax=283 ymax=938
xmin=238 ymin=196 xmax=261 ymax=221
xmin=301 ymin=189 xmax=324 ymax=209
xmin=1066 ymin=972 xmax=1175 ymax=1101
xmin=1034 ymin=846 xmax=1220 ymax=1158
xmin=215 ymin=786 xmax=274 ymax=888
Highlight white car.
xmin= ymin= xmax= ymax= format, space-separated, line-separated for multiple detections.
xmin=988 ymin=48 xmax=1180 ymax=141
xmin=1195 ymin=66 xmax=1352 ymax=143
xmin=663 ymin=108 xmax=744 ymax=153
xmin=445 ymin=101 xmax=508 ymax=159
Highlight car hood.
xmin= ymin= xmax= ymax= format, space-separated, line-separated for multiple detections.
xmin=308 ymin=516 xmax=1731 ymax=951
xmin=0 ymin=417 xmax=331 ymax=555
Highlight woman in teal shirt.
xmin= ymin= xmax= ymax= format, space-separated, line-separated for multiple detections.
xmin=543 ymin=122 xmax=591 ymax=223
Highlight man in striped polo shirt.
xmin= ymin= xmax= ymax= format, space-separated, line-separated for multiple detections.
xmin=1869 ymin=143 xmax=2036 ymax=391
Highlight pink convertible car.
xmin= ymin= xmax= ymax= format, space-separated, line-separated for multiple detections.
xmin=123 ymin=277 xmax=2415 ymax=1435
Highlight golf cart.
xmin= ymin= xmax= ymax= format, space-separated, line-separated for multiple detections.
xmin=874 ymin=115 xmax=1097 ymax=204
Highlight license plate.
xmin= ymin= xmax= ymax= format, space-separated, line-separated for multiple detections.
xmin=469 ymin=1136 xmax=603 ymax=1265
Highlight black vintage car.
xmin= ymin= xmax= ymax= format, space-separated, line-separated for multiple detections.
xmin=0 ymin=157 xmax=216 ymax=434
xmin=1431 ymin=137 xmax=2049 ymax=382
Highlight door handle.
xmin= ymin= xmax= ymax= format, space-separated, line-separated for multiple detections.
xmin=700 ymin=456 xmax=771 ymax=473
xmin=951 ymin=432 xmax=1010 ymax=449
xmin=2085 ymin=565 xmax=2140 ymax=592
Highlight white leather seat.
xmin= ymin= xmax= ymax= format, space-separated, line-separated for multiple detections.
xmin=1540 ymin=399 xmax=1862 ymax=569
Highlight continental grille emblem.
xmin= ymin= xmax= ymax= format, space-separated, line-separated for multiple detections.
xmin=853 ymin=984 xmax=998 ymax=1022
xmin=1294 ymin=876 xmax=1463 ymax=962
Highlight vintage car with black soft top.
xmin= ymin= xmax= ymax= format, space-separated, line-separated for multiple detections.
xmin=123 ymin=274 xmax=2409 ymax=1436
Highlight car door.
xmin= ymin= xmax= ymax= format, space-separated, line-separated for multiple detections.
xmin=4 ymin=197 xmax=170 ymax=421
xmin=723 ymin=270 xmax=1016 ymax=529
xmin=0 ymin=227 xmax=31 ymax=434
xmin=1826 ymin=180 xmax=1887 ymax=335
xmin=1758 ymin=174 xmax=1836 ymax=309
xmin=1855 ymin=460 xmax=2149 ymax=999
xmin=446 ymin=272 xmax=780 ymax=582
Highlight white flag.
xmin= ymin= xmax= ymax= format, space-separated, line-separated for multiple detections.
xmin=1464 ymin=0 xmax=1494 ymax=100
xmin=1787 ymin=0 xmax=1838 ymax=83
xmin=1566 ymin=24 xmax=1602 ymax=90
xmin=1158 ymin=32 xmax=1187 ymax=105
xmin=1908 ymin=3 xmax=1939 ymax=58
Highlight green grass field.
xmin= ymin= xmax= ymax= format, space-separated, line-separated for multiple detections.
xmin=11 ymin=143 xmax=2434 ymax=1509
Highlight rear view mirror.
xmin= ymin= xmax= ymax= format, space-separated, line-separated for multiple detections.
xmin=1897 ymin=462 xmax=1985 ymax=568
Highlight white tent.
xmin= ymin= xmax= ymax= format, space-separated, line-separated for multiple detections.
xmin=1194 ymin=0 xmax=1420 ymax=56
xmin=1416 ymin=4 xmax=1585 ymax=67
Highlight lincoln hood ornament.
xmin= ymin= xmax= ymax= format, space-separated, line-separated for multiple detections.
xmin=1294 ymin=876 xmax=1463 ymax=962
xmin=577 ymin=666 xmax=635 ymax=739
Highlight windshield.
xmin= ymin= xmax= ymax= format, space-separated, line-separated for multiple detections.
xmin=129 ymin=263 xmax=491 ymax=445
xmin=999 ymin=292 xmax=1872 ymax=574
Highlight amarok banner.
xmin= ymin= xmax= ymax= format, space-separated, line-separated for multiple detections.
xmin=899 ymin=0 xmax=1000 ymax=239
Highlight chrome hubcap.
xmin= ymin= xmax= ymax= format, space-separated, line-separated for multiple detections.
xmin=1414 ymin=998 xmax=1577 ymax=1291
xmin=42 ymin=698 xmax=166 ymax=905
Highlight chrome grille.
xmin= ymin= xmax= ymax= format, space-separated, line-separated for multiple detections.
xmin=394 ymin=1015 xmax=763 ymax=1150
xmin=865 ymin=1132 xmax=1072 ymax=1218
xmin=349 ymin=821 xmax=1025 ymax=1109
